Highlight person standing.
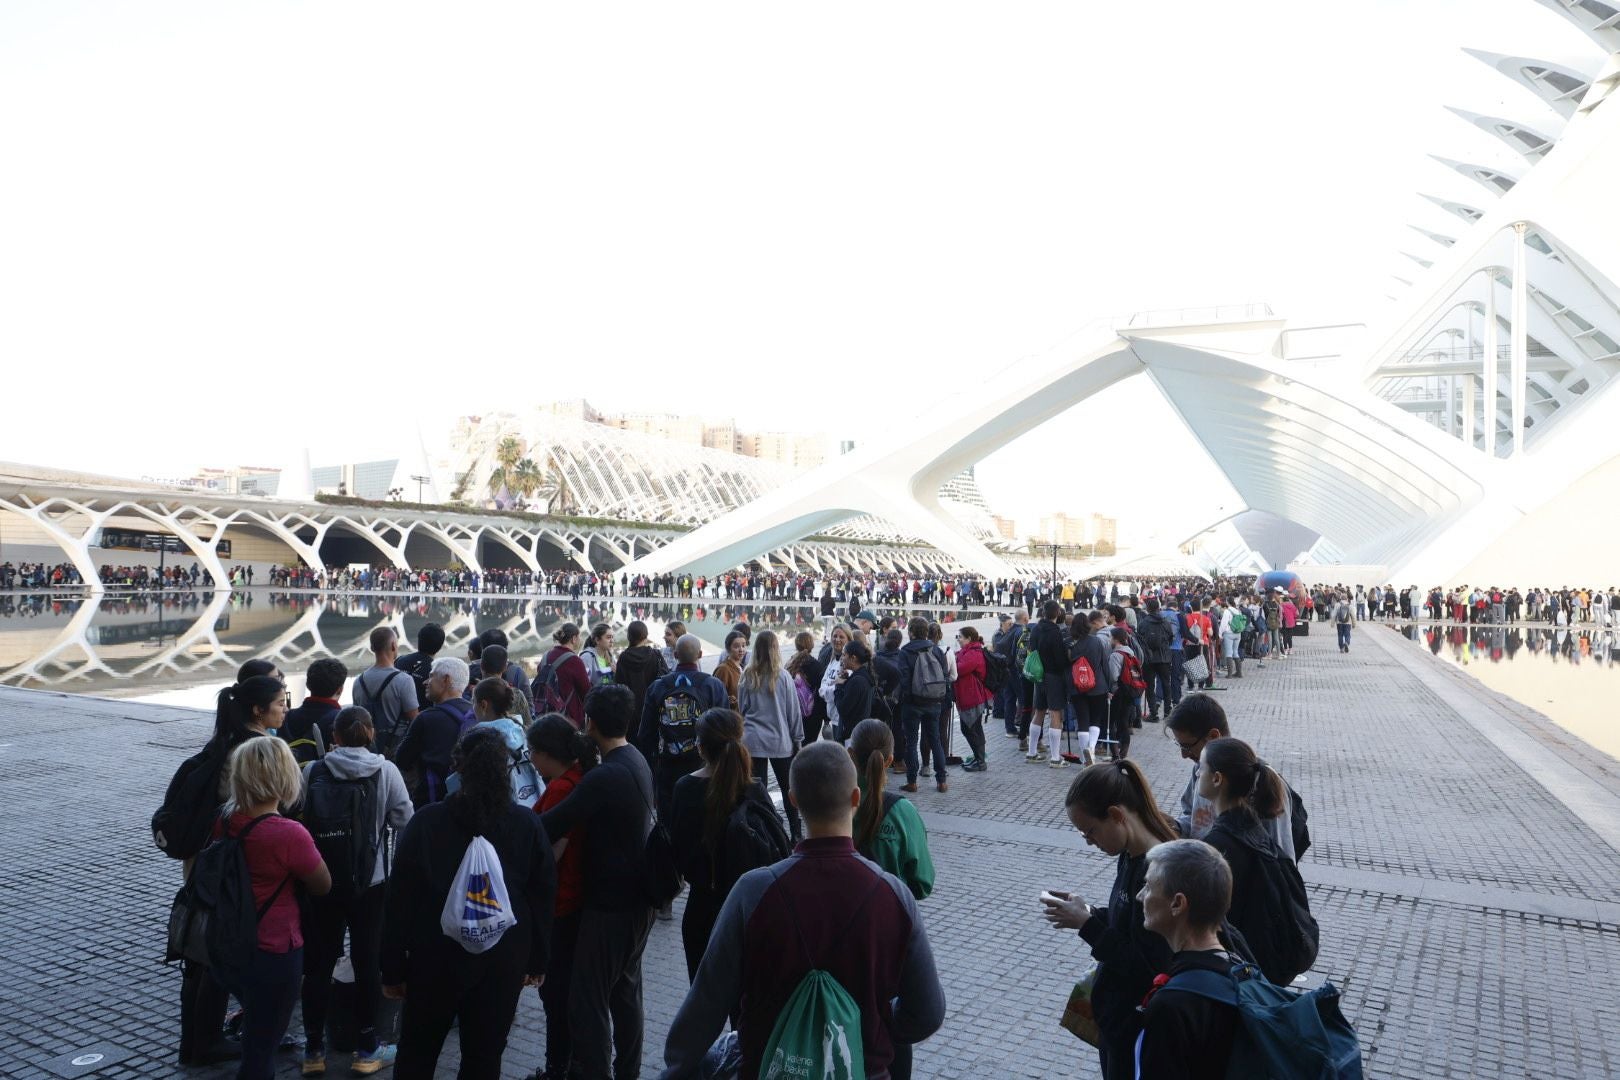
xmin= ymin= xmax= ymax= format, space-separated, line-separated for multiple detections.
xmin=952 ymin=626 xmax=992 ymax=772
xmin=1040 ymin=761 xmax=1178 ymax=1080
xmin=298 ymin=708 xmax=413 ymax=1077
xmin=658 ymin=743 xmax=946 ymax=1080
xmin=525 ymin=715 xmax=601 ymax=1080
xmin=218 ymin=737 xmax=333 ymax=1080
xmin=395 ymin=657 xmax=475 ymax=807
xmin=381 ymin=727 xmax=557 ymax=1080
xmin=1025 ymin=603 xmax=1071 ymax=768
xmin=714 ymin=631 xmax=746 ymax=711
xmin=737 ymin=630 xmax=804 ymax=842
xmin=666 ymin=708 xmax=786 ymax=978
xmin=614 ymin=620 xmax=668 ymax=727
xmin=1333 ymin=592 xmax=1355 ymax=653
xmin=352 ymin=627 xmax=419 ymax=758
xmin=538 ymin=685 xmax=658 ymax=1080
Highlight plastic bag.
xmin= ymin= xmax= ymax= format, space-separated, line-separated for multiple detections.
xmin=440 ymin=835 xmax=517 ymax=953
xmin=1060 ymin=962 xmax=1102 ymax=1047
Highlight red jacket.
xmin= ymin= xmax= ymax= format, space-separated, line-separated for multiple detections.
xmin=953 ymin=642 xmax=993 ymax=709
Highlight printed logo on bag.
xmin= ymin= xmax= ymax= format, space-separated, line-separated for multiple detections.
xmin=762 ymin=1021 xmax=856 ymax=1080
xmin=463 ymin=873 xmax=505 ymax=920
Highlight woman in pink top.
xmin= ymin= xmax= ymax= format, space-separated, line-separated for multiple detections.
xmin=1280 ymin=596 xmax=1299 ymax=656
xmin=215 ymin=737 xmax=331 ymax=1080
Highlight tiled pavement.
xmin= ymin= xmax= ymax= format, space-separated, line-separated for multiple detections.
xmin=3 ymin=619 xmax=1620 ymax=1078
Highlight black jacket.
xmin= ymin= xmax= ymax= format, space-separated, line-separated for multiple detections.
xmin=834 ymin=665 xmax=876 ymax=729
xmin=1135 ymin=612 xmax=1175 ymax=665
xmin=1029 ymin=619 xmax=1068 ymax=680
xmin=1067 ymin=630 xmax=1114 ymax=697
xmin=1137 ymin=950 xmax=1240 ymax=1080
xmin=615 ymin=644 xmax=668 ymax=725
xmin=1205 ymin=807 xmax=1319 ymax=985
xmin=1077 ymin=851 xmax=1173 ymax=1050
xmin=395 ymin=696 xmax=475 ymax=807
xmin=539 ymin=744 xmax=655 ymax=912
xmin=380 ymin=799 xmax=556 ymax=986
xmin=897 ymin=639 xmax=948 ymax=708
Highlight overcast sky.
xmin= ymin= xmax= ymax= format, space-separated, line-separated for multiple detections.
xmin=0 ymin=1 xmax=1599 ymax=545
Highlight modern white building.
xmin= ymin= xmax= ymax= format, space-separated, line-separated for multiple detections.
xmin=625 ymin=1 xmax=1620 ymax=588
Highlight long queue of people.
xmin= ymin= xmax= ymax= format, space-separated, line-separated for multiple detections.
xmin=153 ymin=592 xmax=1356 ymax=1080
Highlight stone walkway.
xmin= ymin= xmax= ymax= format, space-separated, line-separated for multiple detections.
xmin=3 ymin=620 xmax=1620 ymax=1078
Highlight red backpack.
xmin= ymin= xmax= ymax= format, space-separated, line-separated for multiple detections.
xmin=1118 ymin=651 xmax=1147 ymax=692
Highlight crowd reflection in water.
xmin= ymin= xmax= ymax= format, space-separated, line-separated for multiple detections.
xmin=1395 ymin=622 xmax=1620 ymax=667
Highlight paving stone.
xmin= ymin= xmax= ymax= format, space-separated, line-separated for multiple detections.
xmin=2 ymin=621 xmax=1620 ymax=1078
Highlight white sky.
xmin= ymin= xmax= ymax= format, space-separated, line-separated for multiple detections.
xmin=0 ymin=1 xmax=1601 ymax=545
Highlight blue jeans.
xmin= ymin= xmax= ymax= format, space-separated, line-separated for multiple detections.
xmin=1168 ymin=651 xmax=1185 ymax=702
xmin=901 ymin=703 xmax=947 ymax=785
xmin=1337 ymin=623 xmax=1352 ymax=650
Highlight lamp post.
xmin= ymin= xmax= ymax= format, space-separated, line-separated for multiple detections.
xmin=410 ymin=474 xmax=430 ymax=507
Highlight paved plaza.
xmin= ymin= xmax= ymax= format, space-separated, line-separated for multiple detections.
xmin=4 ymin=620 xmax=1620 ymax=1078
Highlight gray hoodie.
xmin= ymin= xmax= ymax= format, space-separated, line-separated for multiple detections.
xmin=301 ymin=746 xmax=414 ymax=887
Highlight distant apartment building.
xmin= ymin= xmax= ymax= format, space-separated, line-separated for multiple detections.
xmin=1035 ymin=511 xmax=1119 ymax=551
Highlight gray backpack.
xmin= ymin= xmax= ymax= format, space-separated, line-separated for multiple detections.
xmin=908 ymin=647 xmax=949 ymax=703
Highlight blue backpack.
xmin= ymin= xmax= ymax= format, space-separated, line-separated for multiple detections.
xmin=1149 ymin=962 xmax=1363 ymax=1079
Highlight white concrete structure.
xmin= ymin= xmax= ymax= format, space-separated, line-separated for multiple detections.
xmin=627 ymin=4 xmax=1620 ymax=588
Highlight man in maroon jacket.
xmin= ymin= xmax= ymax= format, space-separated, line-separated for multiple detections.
xmin=658 ymin=742 xmax=945 ymax=1079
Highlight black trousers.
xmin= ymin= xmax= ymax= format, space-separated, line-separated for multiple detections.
xmin=302 ymin=883 xmax=385 ymax=1054
xmin=238 ymin=947 xmax=303 ymax=1080
xmin=681 ymin=885 xmax=724 ymax=980
xmin=178 ymin=960 xmax=229 ymax=1060
xmin=569 ymin=907 xmax=655 ymax=1080
xmin=654 ymin=754 xmax=700 ymax=826
xmin=752 ymin=756 xmax=800 ymax=838
xmin=396 ymin=953 xmax=526 ymax=1080
xmin=539 ymin=910 xmax=582 ymax=1077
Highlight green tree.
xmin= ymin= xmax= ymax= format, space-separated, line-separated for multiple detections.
xmin=487 ymin=435 xmax=525 ymax=501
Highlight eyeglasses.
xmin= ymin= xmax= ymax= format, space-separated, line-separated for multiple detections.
xmin=1163 ymin=727 xmax=1202 ymax=752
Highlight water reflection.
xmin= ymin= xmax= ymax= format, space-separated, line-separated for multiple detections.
xmin=0 ymin=591 xmax=996 ymax=710
xmin=1391 ymin=622 xmax=1620 ymax=760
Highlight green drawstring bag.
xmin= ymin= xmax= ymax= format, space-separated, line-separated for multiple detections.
xmin=759 ymin=878 xmax=881 ymax=1080
xmin=760 ymin=969 xmax=864 ymax=1080
xmin=1023 ymin=650 xmax=1044 ymax=681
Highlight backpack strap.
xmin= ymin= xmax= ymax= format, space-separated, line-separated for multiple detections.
xmin=229 ymin=812 xmax=294 ymax=919
xmin=1162 ymin=967 xmax=1240 ymax=1005
xmin=775 ymin=870 xmax=885 ymax=973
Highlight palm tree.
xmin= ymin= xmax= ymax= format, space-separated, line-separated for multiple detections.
xmin=513 ymin=457 xmax=543 ymax=503
xmin=487 ymin=435 xmax=526 ymax=504
xmin=535 ymin=450 xmax=576 ymax=515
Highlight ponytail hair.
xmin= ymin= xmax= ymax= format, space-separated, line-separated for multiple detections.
xmin=849 ymin=718 xmax=894 ymax=855
xmin=1065 ymin=759 xmax=1178 ymax=844
xmin=473 ymin=676 xmax=515 ymax=718
xmin=697 ymin=708 xmax=753 ymax=852
xmin=527 ymin=712 xmax=600 ymax=773
xmin=1202 ymin=737 xmax=1285 ymax=820
xmin=211 ymin=675 xmax=284 ymax=751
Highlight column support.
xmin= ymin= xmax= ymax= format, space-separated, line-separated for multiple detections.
xmin=1483 ymin=270 xmax=1499 ymax=457
xmin=1511 ymin=222 xmax=1529 ymax=457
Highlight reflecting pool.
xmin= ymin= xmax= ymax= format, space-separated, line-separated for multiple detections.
xmin=0 ymin=591 xmax=998 ymax=712
xmin=1389 ymin=622 xmax=1620 ymax=761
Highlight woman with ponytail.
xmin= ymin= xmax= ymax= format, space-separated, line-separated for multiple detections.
xmin=848 ymin=719 xmax=934 ymax=899
xmin=846 ymin=717 xmax=935 ymax=1080
xmin=1040 ymin=760 xmax=1178 ymax=1080
xmin=1198 ymin=737 xmax=1319 ymax=985
xmin=525 ymin=714 xmax=600 ymax=1080
xmin=667 ymin=708 xmax=785 ymax=978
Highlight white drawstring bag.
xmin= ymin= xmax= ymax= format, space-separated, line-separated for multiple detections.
xmin=440 ymin=835 xmax=517 ymax=953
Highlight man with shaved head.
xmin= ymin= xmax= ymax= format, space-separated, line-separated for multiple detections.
xmin=659 ymin=741 xmax=945 ymax=1079
xmin=637 ymin=633 xmax=729 ymax=920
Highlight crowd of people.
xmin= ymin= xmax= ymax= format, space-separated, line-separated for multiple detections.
xmin=10 ymin=549 xmax=1614 ymax=636
xmin=153 ymin=568 xmax=1363 ymax=1080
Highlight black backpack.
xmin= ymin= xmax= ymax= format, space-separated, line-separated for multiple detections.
xmin=1247 ymin=843 xmax=1320 ymax=986
xmin=1287 ymin=782 xmax=1312 ymax=862
xmin=397 ymin=652 xmax=435 ymax=713
xmin=165 ymin=813 xmax=289 ymax=993
xmin=151 ymin=746 xmax=228 ymax=861
xmin=715 ymin=791 xmax=792 ymax=890
xmin=980 ymin=649 xmax=1010 ymax=693
xmin=302 ymin=762 xmax=382 ymax=898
